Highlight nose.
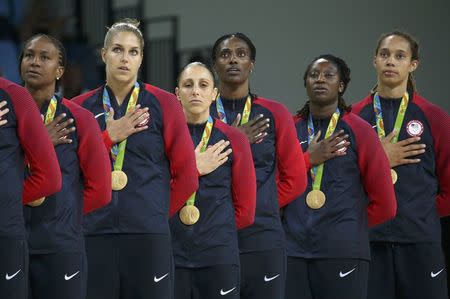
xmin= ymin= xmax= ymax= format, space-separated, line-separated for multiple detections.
xmin=31 ymin=55 xmax=40 ymax=66
xmin=316 ymin=72 xmax=326 ymax=82
xmin=120 ymin=52 xmax=129 ymax=63
xmin=229 ymin=52 xmax=238 ymax=64
xmin=192 ymin=84 xmax=200 ymax=95
xmin=386 ymin=55 xmax=395 ymax=66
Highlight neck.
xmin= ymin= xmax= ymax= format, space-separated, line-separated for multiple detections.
xmin=377 ymin=80 xmax=408 ymax=99
xmin=309 ymin=100 xmax=338 ymax=119
xmin=106 ymin=76 xmax=136 ymax=105
xmin=25 ymin=84 xmax=55 ymax=109
xmin=219 ymin=81 xmax=249 ymax=100
xmin=185 ymin=110 xmax=210 ymax=125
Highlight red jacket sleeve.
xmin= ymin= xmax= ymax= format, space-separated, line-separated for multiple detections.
xmin=146 ymin=85 xmax=198 ymax=217
xmin=7 ymin=84 xmax=62 ymax=204
xmin=257 ymin=99 xmax=307 ymax=207
xmin=63 ymin=100 xmax=112 ymax=214
xmin=346 ymin=113 xmax=397 ymax=227
xmin=102 ymin=130 xmax=114 ymax=153
xmin=414 ymin=96 xmax=450 ymax=216
xmin=217 ymin=122 xmax=256 ymax=229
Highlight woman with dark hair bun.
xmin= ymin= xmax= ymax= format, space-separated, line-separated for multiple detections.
xmin=283 ymin=54 xmax=396 ymax=299
xmin=211 ymin=32 xmax=307 ymax=299
xmin=353 ymin=30 xmax=450 ymax=299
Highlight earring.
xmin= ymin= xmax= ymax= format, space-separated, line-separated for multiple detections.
xmin=250 ymin=69 xmax=253 ymax=74
xmin=56 ymin=77 xmax=60 ymax=80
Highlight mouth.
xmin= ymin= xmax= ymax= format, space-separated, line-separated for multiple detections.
xmin=189 ymin=99 xmax=203 ymax=104
xmin=382 ymin=70 xmax=398 ymax=76
xmin=118 ymin=66 xmax=130 ymax=71
xmin=313 ymin=86 xmax=328 ymax=92
xmin=226 ymin=67 xmax=240 ymax=74
xmin=25 ymin=70 xmax=41 ymax=77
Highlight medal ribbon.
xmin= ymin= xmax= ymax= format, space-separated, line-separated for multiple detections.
xmin=103 ymin=82 xmax=140 ymax=170
xmin=44 ymin=95 xmax=58 ymax=125
xmin=373 ymin=92 xmax=409 ymax=143
xmin=216 ymin=95 xmax=252 ymax=125
xmin=185 ymin=116 xmax=214 ymax=206
xmin=307 ymin=108 xmax=340 ymax=191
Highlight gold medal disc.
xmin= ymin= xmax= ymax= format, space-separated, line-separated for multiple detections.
xmin=391 ymin=169 xmax=398 ymax=184
xmin=179 ymin=205 xmax=200 ymax=225
xmin=112 ymin=170 xmax=128 ymax=191
xmin=27 ymin=197 xmax=46 ymax=207
xmin=306 ymin=190 xmax=326 ymax=209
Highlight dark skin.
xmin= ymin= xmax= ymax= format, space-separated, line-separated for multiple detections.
xmin=305 ymin=58 xmax=350 ymax=166
xmin=20 ymin=36 xmax=75 ymax=146
xmin=0 ymin=101 xmax=9 ymax=126
xmin=214 ymin=37 xmax=269 ymax=144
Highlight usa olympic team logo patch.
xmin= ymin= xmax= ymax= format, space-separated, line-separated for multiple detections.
xmin=406 ymin=120 xmax=424 ymax=137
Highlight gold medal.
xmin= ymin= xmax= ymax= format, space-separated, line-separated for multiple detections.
xmin=391 ymin=169 xmax=398 ymax=184
xmin=27 ymin=197 xmax=46 ymax=207
xmin=112 ymin=170 xmax=128 ymax=191
xmin=179 ymin=205 xmax=200 ymax=225
xmin=306 ymin=190 xmax=326 ymax=209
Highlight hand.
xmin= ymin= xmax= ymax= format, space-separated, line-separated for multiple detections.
xmin=45 ymin=113 xmax=76 ymax=146
xmin=106 ymin=104 xmax=149 ymax=143
xmin=0 ymin=101 xmax=9 ymax=126
xmin=307 ymin=130 xmax=350 ymax=166
xmin=381 ymin=130 xmax=426 ymax=167
xmin=195 ymin=140 xmax=232 ymax=176
xmin=232 ymin=114 xmax=270 ymax=144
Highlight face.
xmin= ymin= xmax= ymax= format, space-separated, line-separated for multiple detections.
xmin=20 ymin=36 xmax=64 ymax=90
xmin=305 ymin=58 xmax=344 ymax=106
xmin=102 ymin=31 xmax=143 ymax=84
xmin=373 ymin=35 xmax=418 ymax=88
xmin=213 ymin=37 xmax=254 ymax=86
xmin=176 ymin=64 xmax=218 ymax=117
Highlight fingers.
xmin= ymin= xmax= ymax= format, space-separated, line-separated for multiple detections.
xmin=231 ymin=113 xmax=242 ymax=127
xmin=246 ymin=114 xmax=264 ymax=126
xmin=382 ymin=129 xmax=397 ymax=143
xmin=107 ymin=108 xmax=115 ymax=121
xmin=47 ymin=113 xmax=67 ymax=128
xmin=312 ymin=130 xmax=322 ymax=143
xmin=210 ymin=140 xmax=230 ymax=155
xmin=0 ymin=100 xmax=7 ymax=109
xmin=195 ymin=142 xmax=204 ymax=153
xmin=397 ymin=136 xmax=421 ymax=146
xmin=399 ymin=158 xmax=421 ymax=164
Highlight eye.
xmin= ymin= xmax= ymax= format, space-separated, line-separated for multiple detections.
xmin=130 ymin=49 xmax=139 ymax=56
xmin=41 ymin=56 xmax=49 ymax=61
xmin=396 ymin=53 xmax=405 ymax=59
xmin=325 ymin=73 xmax=336 ymax=79
xmin=220 ymin=51 xmax=230 ymax=58
xmin=309 ymin=71 xmax=319 ymax=79
xmin=237 ymin=50 xmax=248 ymax=58
xmin=183 ymin=82 xmax=192 ymax=88
xmin=200 ymin=82 xmax=209 ymax=88
xmin=112 ymin=47 xmax=122 ymax=53
xmin=379 ymin=52 xmax=388 ymax=58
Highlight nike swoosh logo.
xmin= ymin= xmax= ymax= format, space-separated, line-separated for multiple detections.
xmin=264 ymin=274 xmax=280 ymax=282
xmin=220 ymin=287 xmax=236 ymax=295
xmin=94 ymin=112 xmax=105 ymax=119
xmin=64 ymin=271 xmax=80 ymax=280
xmin=5 ymin=269 xmax=21 ymax=280
xmin=299 ymin=140 xmax=308 ymax=145
xmin=339 ymin=268 xmax=356 ymax=278
xmin=154 ymin=273 xmax=169 ymax=283
xmin=431 ymin=269 xmax=444 ymax=278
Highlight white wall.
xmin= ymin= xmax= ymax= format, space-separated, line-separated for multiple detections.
xmin=142 ymin=0 xmax=450 ymax=112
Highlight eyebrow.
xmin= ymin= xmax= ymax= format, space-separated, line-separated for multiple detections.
xmin=112 ymin=43 xmax=139 ymax=49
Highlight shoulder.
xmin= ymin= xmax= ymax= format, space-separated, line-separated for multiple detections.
xmin=143 ymin=83 xmax=177 ymax=102
xmin=71 ymin=86 xmax=102 ymax=106
xmin=214 ymin=120 xmax=248 ymax=147
xmin=0 ymin=77 xmax=32 ymax=105
xmin=293 ymin=114 xmax=304 ymax=125
xmin=62 ymin=98 xmax=95 ymax=121
xmin=412 ymin=93 xmax=449 ymax=119
xmin=352 ymin=94 xmax=373 ymax=115
xmin=253 ymin=96 xmax=292 ymax=120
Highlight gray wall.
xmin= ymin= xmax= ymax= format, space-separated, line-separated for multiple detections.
xmin=142 ymin=0 xmax=449 ymax=113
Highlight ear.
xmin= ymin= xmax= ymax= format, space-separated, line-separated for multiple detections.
xmin=101 ymin=48 xmax=107 ymax=64
xmin=175 ymin=87 xmax=181 ymax=101
xmin=409 ymin=59 xmax=419 ymax=73
xmin=372 ymin=56 xmax=377 ymax=69
xmin=250 ymin=61 xmax=254 ymax=73
xmin=56 ymin=66 xmax=65 ymax=80
xmin=338 ymin=82 xmax=345 ymax=93
xmin=212 ymin=87 xmax=218 ymax=101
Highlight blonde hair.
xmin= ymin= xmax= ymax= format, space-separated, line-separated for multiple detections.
xmin=103 ymin=18 xmax=144 ymax=52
